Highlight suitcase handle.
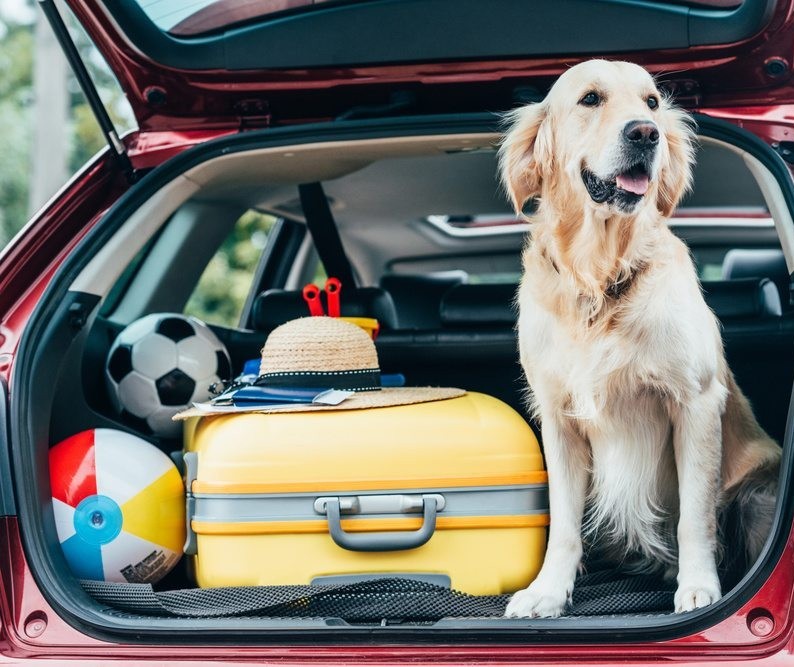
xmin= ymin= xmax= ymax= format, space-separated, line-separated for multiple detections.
xmin=325 ymin=496 xmax=438 ymax=552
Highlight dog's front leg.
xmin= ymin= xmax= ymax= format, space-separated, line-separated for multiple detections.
xmin=505 ymin=415 xmax=589 ymax=618
xmin=671 ymin=376 xmax=726 ymax=612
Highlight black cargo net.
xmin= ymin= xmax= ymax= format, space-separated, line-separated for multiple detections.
xmin=82 ymin=569 xmax=675 ymax=621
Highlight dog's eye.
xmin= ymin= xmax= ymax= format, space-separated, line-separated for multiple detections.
xmin=579 ymin=92 xmax=601 ymax=107
xmin=647 ymin=95 xmax=659 ymax=110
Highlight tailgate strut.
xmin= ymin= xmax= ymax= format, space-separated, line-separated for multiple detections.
xmin=37 ymin=0 xmax=137 ymax=184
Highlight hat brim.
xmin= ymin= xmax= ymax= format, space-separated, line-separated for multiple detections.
xmin=174 ymin=387 xmax=465 ymax=420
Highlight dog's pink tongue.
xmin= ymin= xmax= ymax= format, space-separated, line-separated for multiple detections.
xmin=616 ymin=172 xmax=649 ymax=195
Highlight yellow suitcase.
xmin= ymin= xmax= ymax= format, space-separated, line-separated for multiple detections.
xmin=182 ymin=392 xmax=548 ymax=595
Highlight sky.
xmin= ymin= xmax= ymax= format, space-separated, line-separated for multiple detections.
xmin=138 ymin=0 xmax=216 ymax=30
xmin=0 ymin=0 xmax=35 ymax=24
xmin=0 ymin=0 xmax=219 ymax=31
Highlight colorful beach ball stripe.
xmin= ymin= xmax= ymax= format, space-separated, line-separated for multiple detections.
xmin=50 ymin=429 xmax=185 ymax=583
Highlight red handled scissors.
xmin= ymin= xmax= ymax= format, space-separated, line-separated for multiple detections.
xmin=302 ymin=277 xmax=342 ymax=317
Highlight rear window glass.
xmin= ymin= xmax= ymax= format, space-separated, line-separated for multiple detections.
xmin=136 ymin=0 xmax=743 ymax=36
xmin=425 ymin=215 xmax=528 ymax=238
xmin=388 ymin=254 xmax=522 ymax=285
xmin=183 ymin=209 xmax=275 ymax=327
xmin=136 ymin=0 xmax=337 ymax=35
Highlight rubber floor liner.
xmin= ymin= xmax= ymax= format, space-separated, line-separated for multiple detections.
xmin=82 ymin=570 xmax=675 ymax=621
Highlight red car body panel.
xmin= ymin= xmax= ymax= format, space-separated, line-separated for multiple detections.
xmin=0 ymin=156 xmax=129 ymax=388
xmin=62 ymin=0 xmax=794 ymax=131
xmin=0 ymin=518 xmax=791 ymax=662
xmin=3 ymin=1 xmax=794 ymax=660
xmin=0 ymin=110 xmax=790 ymax=663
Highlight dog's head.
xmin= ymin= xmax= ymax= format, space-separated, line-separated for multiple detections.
xmin=500 ymin=60 xmax=695 ymax=218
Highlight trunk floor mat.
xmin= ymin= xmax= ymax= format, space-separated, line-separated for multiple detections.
xmin=82 ymin=569 xmax=675 ymax=620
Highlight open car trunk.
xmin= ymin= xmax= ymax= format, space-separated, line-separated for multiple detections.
xmin=9 ymin=112 xmax=794 ymax=644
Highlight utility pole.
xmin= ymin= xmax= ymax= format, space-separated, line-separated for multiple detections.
xmin=29 ymin=0 xmax=68 ymax=215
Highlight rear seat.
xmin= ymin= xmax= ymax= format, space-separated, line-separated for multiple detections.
xmin=251 ymin=287 xmax=398 ymax=333
xmin=377 ymin=278 xmax=794 ymax=443
xmin=705 ymin=278 xmax=793 ymax=443
xmin=702 ymin=278 xmax=782 ymax=319
xmin=438 ymin=277 xmax=783 ymax=324
xmin=242 ymin=277 xmax=792 ymax=443
xmin=377 ymin=283 xmax=523 ymax=417
xmin=722 ymin=248 xmax=789 ymax=309
xmin=379 ymin=272 xmax=467 ymax=329
xmin=439 ymin=283 xmax=517 ymax=327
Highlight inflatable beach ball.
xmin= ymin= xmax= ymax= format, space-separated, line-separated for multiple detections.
xmin=50 ymin=429 xmax=185 ymax=583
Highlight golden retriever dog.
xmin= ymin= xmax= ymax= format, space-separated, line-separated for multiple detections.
xmin=499 ymin=59 xmax=781 ymax=618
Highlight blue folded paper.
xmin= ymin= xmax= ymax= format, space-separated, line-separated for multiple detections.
xmin=229 ymin=386 xmax=330 ymax=406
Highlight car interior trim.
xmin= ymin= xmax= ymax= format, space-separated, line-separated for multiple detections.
xmin=69 ymin=174 xmax=199 ymax=297
xmin=9 ymin=113 xmax=794 ymax=643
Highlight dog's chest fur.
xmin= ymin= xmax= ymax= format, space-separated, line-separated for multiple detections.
xmin=517 ymin=238 xmax=721 ymax=564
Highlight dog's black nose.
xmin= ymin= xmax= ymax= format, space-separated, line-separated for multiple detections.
xmin=623 ymin=120 xmax=659 ymax=146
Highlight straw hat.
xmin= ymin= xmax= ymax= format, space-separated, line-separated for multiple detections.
xmin=253 ymin=317 xmax=464 ymax=412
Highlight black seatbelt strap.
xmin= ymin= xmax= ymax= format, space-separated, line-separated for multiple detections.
xmin=298 ymin=183 xmax=356 ymax=287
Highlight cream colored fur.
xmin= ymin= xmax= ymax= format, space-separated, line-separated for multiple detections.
xmin=499 ymin=60 xmax=781 ymax=618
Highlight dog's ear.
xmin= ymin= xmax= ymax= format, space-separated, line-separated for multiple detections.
xmin=657 ymin=105 xmax=696 ymax=218
xmin=499 ymin=103 xmax=551 ymax=214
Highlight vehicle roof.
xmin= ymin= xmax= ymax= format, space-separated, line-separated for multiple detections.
xmin=185 ymin=137 xmax=768 ymax=282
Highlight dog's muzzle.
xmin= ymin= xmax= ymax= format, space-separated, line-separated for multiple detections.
xmin=582 ymin=120 xmax=658 ymax=212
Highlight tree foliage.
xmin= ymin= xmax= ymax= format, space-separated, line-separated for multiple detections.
xmin=0 ymin=3 xmax=135 ymax=245
xmin=0 ymin=5 xmax=276 ymax=330
xmin=184 ymin=211 xmax=277 ymax=328
xmin=0 ymin=21 xmax=33 ymax=243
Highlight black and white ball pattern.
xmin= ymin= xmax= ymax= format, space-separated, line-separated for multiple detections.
xmin=106 ymin=314 xmax=232 ymax=438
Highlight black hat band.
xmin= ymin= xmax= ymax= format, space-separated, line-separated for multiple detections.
xmin=257 ymin=368 xmax=382 ymax=392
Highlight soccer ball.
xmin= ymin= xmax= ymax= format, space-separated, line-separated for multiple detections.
xmin=106 ymin=314 xmax=232 ymax=438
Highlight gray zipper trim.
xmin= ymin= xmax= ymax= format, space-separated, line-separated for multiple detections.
xmin=190 ymin=486 xmax=549 ymax=523
xmin=181 ymin=451 xmax=548 ymax=555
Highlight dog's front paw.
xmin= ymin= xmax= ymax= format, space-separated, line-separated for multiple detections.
xmin=674 ymin=581 xmax=721 ymax=613
xmin=505 ymin=581 xmax=570 ymax=618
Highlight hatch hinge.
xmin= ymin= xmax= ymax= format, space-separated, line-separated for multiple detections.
xmin=772 ymin=141 xmax=794 ymax=165
xmin=235 ymin=99 xmax=272 ymax=131
xmin=657 ymin=79 xmax=702 ymax=108
xmin=37 ymin=0 xmax=138 ymax=184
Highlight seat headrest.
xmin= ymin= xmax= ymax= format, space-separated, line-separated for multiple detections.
xmin=439 ymin=279 xmax=780 ymax=326
xmin=440 ymin=283 xmax=517 ymax=327
xmin=721 ymin=249 xmax=787 ymax=282
xmin=702 ymin=278 xmax=782 ymax=319
xmin=380 ymin=272 xmax=468 ymax=329
xmin=252 ymin=287 xmax=398 ymax=332
xmin=721 ymin=248 xmax=789 ymax=309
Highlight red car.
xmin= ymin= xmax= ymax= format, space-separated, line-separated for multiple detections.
xmin=2 ymin=0 xmax=794 ymax=663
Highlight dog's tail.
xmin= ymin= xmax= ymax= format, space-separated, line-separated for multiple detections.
xmin=720 ymin=459 xmax=780 ymax=584
xmin=719 ymin=372 xmax=782 ymax=567
xmin=733 ymin=461 xmax=779 ymax=563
